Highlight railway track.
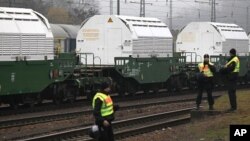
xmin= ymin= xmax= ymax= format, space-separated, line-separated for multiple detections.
xmin=1 ymin=85 xmax=249 ymax=130
xmin=0 ymin=94 xmax=202 ymax=129
xmin=0 ymin=83 xmax=231 ymax=117
xmin=1 ymin=88 xmax=249 ymax=140
xmin=18 ymin=108 xmax=192 ymax=141
xmin=0 ymin=88 xmax=184 ymax=116
xmin=0 ymin=83 xmax=248 ymax=117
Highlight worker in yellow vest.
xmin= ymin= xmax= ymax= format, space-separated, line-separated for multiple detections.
xmin=92 ymin=81 xmax=119 ymax=141
xmin=196 ymin=54 xmax=216 ymax=110
xmin=220 ymin=48 xmax=240 ymax=112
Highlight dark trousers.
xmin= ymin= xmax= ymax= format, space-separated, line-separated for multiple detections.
xmin=196 ymin=78 xmax=214 ymax=106
xmin=228 ymin=80 xmax=237 ymax=110
xmin=98 ymin=122 xmax=114 ymax=141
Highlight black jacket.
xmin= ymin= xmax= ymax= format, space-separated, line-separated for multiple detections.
xmin=206 ymin=62 xmax=216 ymax=74
xmin=197 ymin=61 xmax=216 ymax=74
xmin=196 ymin=61 xmax=216 ymax=82
xmin=93 ymin=91 xmax=119 ymax=126
xmin=219 ymin=55 xmax=239 ymax=81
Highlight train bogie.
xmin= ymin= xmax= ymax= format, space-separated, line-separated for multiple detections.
xmin=0 ymin=53 xmax=76 ymax=107
xmin=111 ymin=55 xmax=186 ymax=95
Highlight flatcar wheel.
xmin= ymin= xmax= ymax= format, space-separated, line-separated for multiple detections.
xmin=174 ymin=76 xmax=182 ymax=92
xmin=85 ymin=88 xmax=96 ymax=100
xmin=66 ymin=88 xmax=76 ymax=104
xmin=118 ymin=90 xmax=125 ymax=97
xmin=53 ymin=91 xmax=63 ymax=104
xmin=116 ymin=84 xmax=125 ymax=97
xmin=143 ymin=89 xmax=150 ymax=95
xmin=244 ymin=76 xmax=249 ymax=85
xmin=151 ymin=84 xmax=159 ymax=94
xmin=166 ymin=81 xmax=174 ymax=94
xmin=86 ymin=91 xmax=93 ymax=100
xmin=167 ymin=76 xmax=182 ymax=92
xmin=29 ymin=96 xmax=37 ymax=108
xmin=126 ymin=81 xmax=137 ymax=96
xmin=53 ymin=84 xmax=63 ymax=105
xmin=36 ymin=94 xmax=43 ymax=106
xmin=153 ymin=88 xmax=159 ymax=94
xmin=29 ymin=101 xmax=35 ymax=108
xmin=10 ymin=102 xmax=18 ymax=110
xmin=68 ymin=97 xmax=76 ymax=104
xmin=22 ymin=94 xmax=36 ymax=108
xmin=53 ymin=97 xmax=62 ymax=105
xmin=127 ymin=86 xmax=136 ymax=96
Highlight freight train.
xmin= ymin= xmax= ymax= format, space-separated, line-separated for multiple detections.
xmin=1 ymin=7 xmax=250 ymax=108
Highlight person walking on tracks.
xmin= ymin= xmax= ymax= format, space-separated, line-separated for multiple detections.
xmin=219 ymin=48 xmax=240 ymax=112
xmin=92 ymin=81 xmax=119 ymax=141
xmin=196 ymin=54 xmax=216 ymax=110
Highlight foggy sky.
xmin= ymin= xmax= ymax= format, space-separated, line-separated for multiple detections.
xmin=99 ymin=0 xmax=250 ymax=32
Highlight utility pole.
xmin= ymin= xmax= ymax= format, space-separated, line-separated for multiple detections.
xmin=247 ymin=6 xmax=249 ymax=33
xmin=50 ymin=0 xmax=54 ymax=7
xmin=110 ymin=0 xmax=113 ymax=15
xmin=169 ymin=0 xmax=172 ymax=30
xmin=8 ymin=0 xmax=14 ymax=7
xmin=194 ymin=0 xmax=218 ymax=22
xmin=140 ymin=0 xmax=145 ymax=17
xmin=130 ymin=0 xmax=152 ymax=17
xmin=211 ymin=0 xmax=216 ymax=22
xmin=79 ymin=0 xmax=84 ymax=4
xmin=117 ymin=0 xmax=120 ymax=15
xmin=198 ymin=8 xmax=200 ymax=20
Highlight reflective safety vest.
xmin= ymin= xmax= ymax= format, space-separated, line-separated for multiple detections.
xmin=92 ymin=92 xmax=114 ymax=117
xmin=198 ymin=62 xmax=214 ymax=77
xmin=225 ymin=56 xmax=240 ymax=73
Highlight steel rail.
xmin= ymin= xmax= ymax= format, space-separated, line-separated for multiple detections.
xmin=18 ymin=108 xmax=192 ymax=141
xmin=0 ymin=95 xmax=199 ymax=129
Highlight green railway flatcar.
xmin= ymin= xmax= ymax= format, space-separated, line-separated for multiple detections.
xmin=0 ymin=7 xmax=77 ymax=107
xmin=111 ymin=55 xmax=186 ymax=95
xmin=0 ymin=53 xmax=76 ymax=106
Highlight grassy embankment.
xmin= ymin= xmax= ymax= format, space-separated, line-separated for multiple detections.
xmin=188 ymin=90 xmax=250 ymax=141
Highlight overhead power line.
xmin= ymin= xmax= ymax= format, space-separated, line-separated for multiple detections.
xmin=194 ymin=0 xmax=217 ymax=22
xmin=130 ymin=0 xmax=152 ymax=17
xmin=110 ymin=0 xmax=113 ymax=15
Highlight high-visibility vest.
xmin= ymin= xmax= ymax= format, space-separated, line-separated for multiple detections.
xmin=92 ymin=92 xmax=114 ymax=117
xmin=198 ymin=62 xmax=214 ymax=77
xmin=225 ymin=56 xmax=240 ymax=73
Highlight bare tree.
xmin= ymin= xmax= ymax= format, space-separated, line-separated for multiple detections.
xmin=48 ymin=0 xmax=99 ymax=24
xmin=71 ymin=3 xmax=99 ymax=24
xmin=0 ymin=0 xmax=17 ymax=7
xmin=47 ymin=7 xmax=71 ymax=24
xmin=22 ymin=0 xmax=50 ymax=16
xmin=0 ymin=0 xmax=99 ymax=24
xmin=0 ymin=0 xmax=50 ymax=16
